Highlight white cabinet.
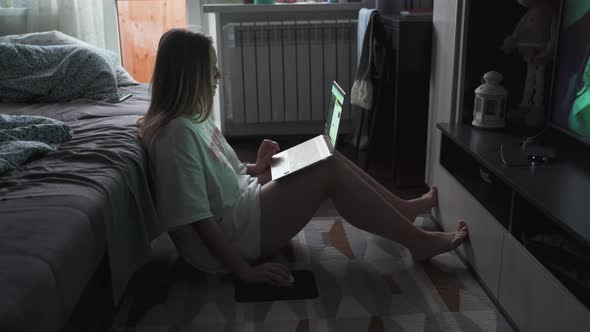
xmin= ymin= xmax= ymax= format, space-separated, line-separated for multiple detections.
xmin=433 ymin=165 xmax=505 ymax=297
xmin=426 ymin=1 xmax=590 ymax=330
xmin=499 ymin=234 xmax=590 ymax=332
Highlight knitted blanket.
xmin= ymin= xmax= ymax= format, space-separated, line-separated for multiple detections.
xmin=0 ymin=114 xmax=72 ymax=175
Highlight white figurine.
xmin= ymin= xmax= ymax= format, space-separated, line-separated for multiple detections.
xmin=502 ymin=0 xmax=559 ymax=127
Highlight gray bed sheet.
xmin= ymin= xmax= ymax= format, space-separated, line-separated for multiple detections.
xmin=0 ymin=84 xmax=164 ymax=332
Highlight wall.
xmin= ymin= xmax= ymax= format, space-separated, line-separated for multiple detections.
xmin=424 ymin=0 xmax=463 ymax=184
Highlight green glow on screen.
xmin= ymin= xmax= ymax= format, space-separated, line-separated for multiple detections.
xmin=332 ymin=85 xmax=344 ymax=105
xmin=563 ymin=1 xmax=590 ymax=28
xmin=329 ymin=103 xmax=342 ymax=146
xmin=568 ymin=56 xmax=590 ymax=138
xmin=328 ymin=84 xmax=344 ymax=146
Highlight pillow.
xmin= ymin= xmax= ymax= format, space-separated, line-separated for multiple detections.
xmin=0 ymin=30 xmax=139 ymax=87
xmin=0 ymin=43 xmax=119 ymax=102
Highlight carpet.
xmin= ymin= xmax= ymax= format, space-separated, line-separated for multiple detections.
xmin=111 ymin=216 xmax=513 ymax=332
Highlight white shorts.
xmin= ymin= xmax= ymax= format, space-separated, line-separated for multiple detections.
xmin=168 ymin=177 xmax=261 ymax=274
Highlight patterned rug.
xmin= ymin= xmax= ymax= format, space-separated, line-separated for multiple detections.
xmin=111 ymin=216 xmax=513 ymax=332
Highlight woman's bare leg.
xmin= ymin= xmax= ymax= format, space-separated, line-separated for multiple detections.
xmin=334 ymin=151 xmax=438 ymax=222
xmin=259 ymin=157 xmax=467 ymax=260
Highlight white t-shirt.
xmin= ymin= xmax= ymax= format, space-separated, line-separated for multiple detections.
xmin=148 ymin=116 xmax=260 ymax=272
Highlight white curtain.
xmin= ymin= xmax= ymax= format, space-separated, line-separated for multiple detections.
xmin=13 ymin=0 xmax=106 ymax=48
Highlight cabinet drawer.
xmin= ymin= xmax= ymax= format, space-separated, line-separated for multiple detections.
xmin=433 ymin=165 xmax=505 ymax=297
xmin=499 ymin=234 xmax=590 ymax=332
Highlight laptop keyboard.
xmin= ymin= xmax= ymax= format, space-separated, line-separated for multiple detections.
xmin=288 ymin=140 xmax=322 ymax=170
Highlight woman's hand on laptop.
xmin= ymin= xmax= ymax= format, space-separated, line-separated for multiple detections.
xmin=254 ymin=139 xmax=280 ymax=174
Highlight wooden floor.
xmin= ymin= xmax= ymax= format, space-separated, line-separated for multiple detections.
xmin=229 ymin=134 xmax=428 ymax=200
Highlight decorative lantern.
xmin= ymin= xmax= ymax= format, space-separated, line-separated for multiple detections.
xmin=472 ymin=71 xmax=508 ymax=128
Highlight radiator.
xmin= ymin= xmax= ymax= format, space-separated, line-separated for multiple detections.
xmin=220 ymin=19 xmax=358 ymax=137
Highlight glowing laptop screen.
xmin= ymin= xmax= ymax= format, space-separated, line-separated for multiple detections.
xmin=325 ymin=82 xmax=345 ymax=148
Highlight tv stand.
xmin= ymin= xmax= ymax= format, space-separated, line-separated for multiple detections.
xmin=436 ymin=123 xmax=590 ymax=331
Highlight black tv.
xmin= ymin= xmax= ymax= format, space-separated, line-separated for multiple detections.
xmin=550 ymin=1 xmax=590 ymax=144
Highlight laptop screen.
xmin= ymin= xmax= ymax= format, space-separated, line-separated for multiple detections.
xmin=325 ymin=82 xmax=345 ymax=148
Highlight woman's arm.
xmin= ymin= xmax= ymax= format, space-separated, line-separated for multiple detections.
xmin=192 ymin=218 xmax=291 ymax=286
xmin=244 ymin=163 xmax=258 ymax=176
xmin=192 ymin=218 xmax=249 ymax=275
xmin=244 ymin=139 xmax=280 ymax=176
xmin=243 ymin=163 xmax=271 ymax=185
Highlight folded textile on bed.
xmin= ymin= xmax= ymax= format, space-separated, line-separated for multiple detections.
xmin=0 ymin=114 xmax=72 ymax=175
xmin=0 ymin=42 xmax=119 ymax=103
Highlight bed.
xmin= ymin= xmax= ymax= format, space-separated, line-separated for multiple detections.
xmin=0 ymin=84 xmax=163 ymax=332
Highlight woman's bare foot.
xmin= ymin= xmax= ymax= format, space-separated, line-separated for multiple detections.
xmin=403 ymin=186 xmax=439 ymax=222
xmin=421 ymin=186 xmax=438 ymax=208
xmin=410 ymin=221 xmax=468 ymax=261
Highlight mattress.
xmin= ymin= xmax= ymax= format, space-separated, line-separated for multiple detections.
xmin=0 ymin=84 xmax=164 ymax=332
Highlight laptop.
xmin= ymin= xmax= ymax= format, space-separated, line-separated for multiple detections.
xmin=271 ymin=81 xmax=345 ymax=180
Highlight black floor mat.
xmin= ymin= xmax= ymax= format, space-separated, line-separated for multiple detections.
xmin=234 ymin=270 xmax=319 ymax=303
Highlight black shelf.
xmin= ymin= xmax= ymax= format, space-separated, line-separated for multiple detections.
xmin=437 ymin=123 xmax=590 ymax=247
xmin=440 ymin=134 xmax=512 ymax=228
xmin=437 ymin=122 xmax=590 ymax=309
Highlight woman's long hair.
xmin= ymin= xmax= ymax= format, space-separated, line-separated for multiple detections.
xmin=140 ymin=29 xmax=214 ymax=146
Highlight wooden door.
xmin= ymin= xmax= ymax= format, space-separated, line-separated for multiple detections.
xmin=116 ymin=0 xmax=187 ymax=83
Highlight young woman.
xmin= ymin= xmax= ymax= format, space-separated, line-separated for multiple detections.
xmin=140 ymin=29 xmax=468 ymax=287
